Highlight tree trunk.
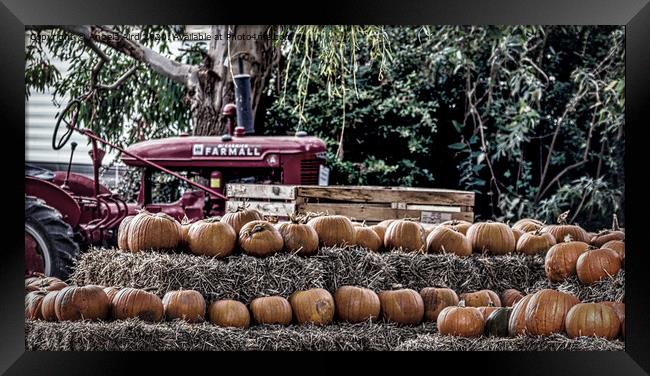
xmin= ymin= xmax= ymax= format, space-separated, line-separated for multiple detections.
xmin=191 ymin=25 xmax=275 ymax=136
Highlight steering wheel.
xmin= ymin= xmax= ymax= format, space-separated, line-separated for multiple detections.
xmin=53 ymin=99 xmax=81 ymax=150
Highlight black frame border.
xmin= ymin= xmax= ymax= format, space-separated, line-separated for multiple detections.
xmin=3 ymin=0 xmax=649 ymax=374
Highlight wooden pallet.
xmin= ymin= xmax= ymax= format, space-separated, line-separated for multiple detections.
xmin=225 ymin=184 xmax=474 ymax=224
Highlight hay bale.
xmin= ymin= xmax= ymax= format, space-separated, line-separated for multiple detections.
xmin=26 ymin=319 xmax=623 ymax=351
xmin=71 ymin=248 xmax=326 ymax=303
xmin=25 ymin=319 xmax=434 ymax=351
xmin=395 ymin=334 xmax=624 ymax=351
xmin=71 ymin=247 xmax=619 ymax=303
xmin=530 ymin=270 xmax=625 ymax=302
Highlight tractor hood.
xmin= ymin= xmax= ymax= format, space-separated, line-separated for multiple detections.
xmin=121 ymin=135 xmax=327 ymax=167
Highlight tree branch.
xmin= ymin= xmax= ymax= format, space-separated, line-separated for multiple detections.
xmin=34 ymin=25 xmax=197 ymax=87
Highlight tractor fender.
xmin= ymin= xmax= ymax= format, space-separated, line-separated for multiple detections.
xmin=52 ymin=171 xmax=111 ymax=197
xmin=25 ymin=176 xmax=81 ymax=228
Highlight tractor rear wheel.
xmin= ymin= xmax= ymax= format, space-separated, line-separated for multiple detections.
xmin=25 ymin=196 xmax=79 ymax=280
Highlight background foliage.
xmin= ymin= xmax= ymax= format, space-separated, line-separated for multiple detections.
xmin=25 ymin=26 xmax=625 ymax=228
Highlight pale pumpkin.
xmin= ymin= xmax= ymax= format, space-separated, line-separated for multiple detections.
xmin=508 ymin=294 xmax=534 ymax=336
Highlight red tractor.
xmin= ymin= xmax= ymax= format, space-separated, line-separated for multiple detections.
xmin=25 ymin=73 xmax=328 ymax=279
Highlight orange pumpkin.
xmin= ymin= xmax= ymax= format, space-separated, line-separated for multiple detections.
xmin=460 ymin=290 xmax=501 ymax=307
xmin=516 ymin=230 xmax=556 ymax=255
xmin=54 ymin=285 xmax=109 ymax=321
xmin=565 ymin=303 xmax=620 ymax=339
xmin=544 ymin=241 xmax=590 ymax=282
xmin=576 ymin=248 xmax=621 ymax=285
xmin=378 ymin=288 xmax=424 ymax=325
xmin=117 ymin=215 xmax=135 ymax=250
xmin=437 ymin=306 xmax=485 ymax=337
xmin=239 ymin=220 xmax=284 ymax=257
xmin=477 ymin=306 xmax=499 ymax=320
xmin=111 ymin=287 xmax=164 ymax=322
xmin=439 ymin=220 xmax=472 ymax=235
xmin=187 ymin=217 xmax=237 ymax=258
xmin=524 ymin=289 xmax=579 ymax=335
xmin=208 ymin=300 xmax=250 ymax=328
xmin=25 ymin=291 xmax=47 ymax=320
xmin=127 ymin=211 xmax=181 ymax=252
xmin=591 ymin=230 xmax=625 ymax=248
xmin=307 ymin=215 xmax=356 ymax=247
xmin=602 ymin=240 xmax=624 ymax=261
xmin=511 ymin=228 xmax=525 ymax=243
xmin=162 ymin=290 xmax=206 ymax=323
xmin=289 ymin=288 xmax=335 ymax=326
xmin=601 ymin=301 xmax=625 ymax=337
xmin=512 ymin=218 xmax=544 ymax=232
xmin=384 ymin=220 xmax=426 ymax=252
xmin=425 ymin=226 xmax=472 ymax=256
xmin=334 ymin=286 xmax=381 ymax=323
xmin=276 ymin=216 xmax=319 ymax=256
xmin=508 ymin=293 xmax=534 ymax=336
xmin=501 ymin=289 xmax=524 ymax=307
xmin=354 ymin=226 xmax=383 ymax=252
xmin=466 ymin=222 xmax=516 ymax=255
xmin=540 ymin=212 xmax=589 ymax=243
xmin=40 ymin=290 xmax=59 ymax=321
xmin=420 ymin=287 xmax=459 ymax=321
xmin=250 ymin=296 xmax=293 ymax=325
xmin=370 ymin=225 xmax=387 ymax=245
xmin=221 ymin=207 xmax=263 ymax=235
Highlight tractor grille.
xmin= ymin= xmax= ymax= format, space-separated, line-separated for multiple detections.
xmin=300 ymin=159 xmax=322 ymax=185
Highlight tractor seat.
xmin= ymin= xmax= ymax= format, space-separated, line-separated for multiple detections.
xmin=25 ymin=164 xmax=55 ymax=181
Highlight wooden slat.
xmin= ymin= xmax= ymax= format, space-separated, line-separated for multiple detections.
xmin=390 ymin=203 xmax=462 ymax=212
xmin=297 ymin=185 xmax=474 ymax=206
xmin=227 ymin=184 xmax=296 ymax=200
xmin=298 ymin=202 xmax=473 ymax=223
xmin=227 ymin=200 xmax=296 ymax=217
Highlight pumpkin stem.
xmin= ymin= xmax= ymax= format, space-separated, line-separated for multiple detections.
xmin=459 ymin=300 xmax=466 ymax=307
xmin=250 ymin=224 xmax=266 ymax=235
xmin=264 ymin=215 xmax=279 ymax=224
xmin=612 ymin=214 xmax=620 ymax=231
xmin=202 ymin=216 xmax=222 ymax=223
xmin=563 ymin=234 xmax=574 ymax=243
xmin=557 ymin=210 xmax=570 ymax=225
xmin=181 ymin=215 xmax=190 ymax=225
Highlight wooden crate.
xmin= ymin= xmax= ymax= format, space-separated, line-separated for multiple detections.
xmin=225 ymin=184 xmax=474 ymax=224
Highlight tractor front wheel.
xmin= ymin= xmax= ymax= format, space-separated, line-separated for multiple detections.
xmin=25 ymin=196 xmax=79 ymax=280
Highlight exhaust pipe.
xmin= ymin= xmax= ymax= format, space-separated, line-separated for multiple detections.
xmin=234 ymin=57 xmax=254 ymax=135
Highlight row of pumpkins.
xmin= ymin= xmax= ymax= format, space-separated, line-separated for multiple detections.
xmin=25 ymin=275 xmax=623 ymax=340
xmin=117 ymin=208 xmax=624 ymax=256
xmin=117 ymin=209 xmax=625 ymax=286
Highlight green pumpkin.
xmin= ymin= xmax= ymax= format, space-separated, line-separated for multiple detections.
xmin=485 ymin=307 xmax=512 ymax=337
